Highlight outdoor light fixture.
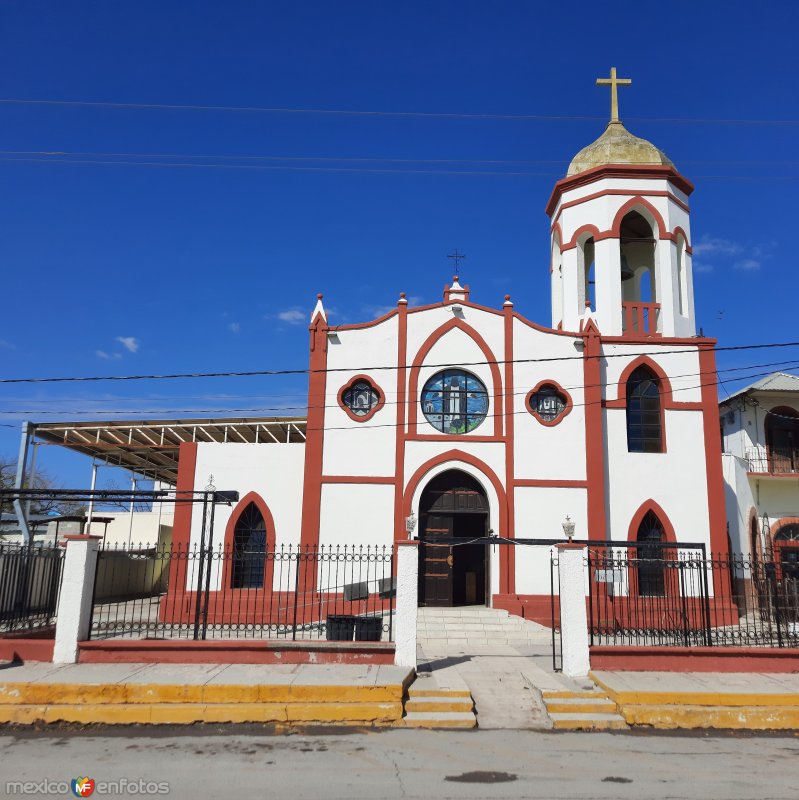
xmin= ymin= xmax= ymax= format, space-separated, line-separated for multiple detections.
xmin=562 ymin=515 xmax=576 ymax=543
xmin=405 ymin=512 xmax=417 ymax=539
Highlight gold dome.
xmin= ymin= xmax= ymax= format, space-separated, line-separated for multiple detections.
xmin=567 ymin=121 xmax=674 ymax=177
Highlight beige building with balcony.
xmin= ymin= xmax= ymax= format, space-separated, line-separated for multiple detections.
xmin=721 ymin=372 xmax=799 ymax=571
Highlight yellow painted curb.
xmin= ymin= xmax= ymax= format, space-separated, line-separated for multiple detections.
xmin=545 ymin=701 xmax=618 ymax=714
xmin=551 ymin=718 xmax=628 ymax=731
xmin=407 ymin=688 xmax=472 ymax=698
xmin=619 ymin=704 xmax=799 ymax=730
xmin=398 ymin=717 xmax=477 ymax=729
xmin=541 ymin=690 xmax=609 ymax=700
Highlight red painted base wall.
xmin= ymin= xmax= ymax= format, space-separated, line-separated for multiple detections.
xmin=590 ymin=646 xmax=799 ymax=673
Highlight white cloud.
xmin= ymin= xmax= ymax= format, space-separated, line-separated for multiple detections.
xmin=228 ymin=322 xmax=241 ymax=333
xmin=116 ymin=336 xmax=139 ymax=353
xmin=363 ymin=305 xmax=395 ymax=318
xmin=692 ymin=236 xmax=742 ymax=257
xmin=276 ymin=309 xmax=306 ymax=325
xmin=734 ymin=258 xmax=761 ymax=271
xmin=693 ymin=262 xmax=715 ymax=274
xmin=96 ymin=350 xmax=122 ymax=360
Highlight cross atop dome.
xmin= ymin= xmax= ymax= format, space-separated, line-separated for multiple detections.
xmin=596 ymin=67 xmax=632 ymax=124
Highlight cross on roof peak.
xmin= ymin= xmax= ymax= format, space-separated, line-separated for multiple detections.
xmin=596 ymin=67 xmax=632 ymax=124
xmin=447 ymin=249 xmax=466 ymax=273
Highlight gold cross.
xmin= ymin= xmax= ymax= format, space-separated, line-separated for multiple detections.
xmin=596 ymin=67 xmax=632 ymax=123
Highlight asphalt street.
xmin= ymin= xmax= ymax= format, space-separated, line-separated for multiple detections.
xmin=1 ymin=726 xmax=797 ymax=800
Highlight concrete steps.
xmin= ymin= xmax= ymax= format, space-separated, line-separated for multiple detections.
xmin=417 ymin=606 xmax=550 ymax=649
xmin=541 ymin=689 xmax=629 ymax=731
xmin=400 ymin=684 xmax=477 ymax=729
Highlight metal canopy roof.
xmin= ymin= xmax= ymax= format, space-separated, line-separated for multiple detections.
xmin=720 ymin=372 xmax=799 ymax=406
xmin=32 ymin=417 xmax=308 ymax=485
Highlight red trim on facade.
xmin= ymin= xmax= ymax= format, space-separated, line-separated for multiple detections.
xmin=407 ymin=299 xmax=504 ymax=317
xmin=333 ymin=308 xmax=398 ymax=331
xmin=78 ymin=639 xmax=395 ymax=665
xmin=552 ymin=188 xmax=691 ymax=223
xmin=407 ymin=434 xmax=507 ymax=443
xmin=610 ymin=195 xmax=668 ymax=239
xmin=219 ymin=492 xmax=277 ymax=594
xmin=394 ymin=300 xmax=408 ymax=542
xmin=698 ymin=345 xmax=731 ymax=565
xmin=550 ymin=220 xmax=563 ymax=244
xmin=511 ymin=311 xmax=578 ymax=338
xmin=298 ymin=311 xmax=329 ymax=589
xmin=545 ymin=164 xmax=694 ymax=216
xmin=513 ymin=479 xmax=588 ymax=488
xmin=407 ymin=317 xmax=504 ymax=438
xmin=336 ymin=374 xmax=386 ymax=422
xmin=614 ymin=354 xmax=674 ymax=403
xmin=503 ymin=301 xmax=516 ymax=593
xmin=672 ymin=225 xmax=690 ymax=249
xmin=171 ymin=442 xmax=198 ymax=550
xmin=561 ymin=223 xmax=603 ymax=253
xmin=525 ymin=379 xmax=574 ymax=427
xmin=583 ymin=327 xmax=606 ymax=540
xmin=322 ymin=475 xmax=395 ymax=484
xmin=589 ymin=645 xmax=799 ymax=672
xmin=0 ymin=637 xmax=54 ymax=663
xmin=403 ymin=450 xmax=511 ymax=594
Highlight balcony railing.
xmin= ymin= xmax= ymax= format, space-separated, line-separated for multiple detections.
xmin=746 ymin=446 xmax=799 ymax=474
xmin=622 ymin=301 xmax=661 ymax=337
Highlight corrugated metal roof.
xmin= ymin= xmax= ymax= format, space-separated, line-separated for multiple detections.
xmin=720 ymin=371 xmax=799 ymax=405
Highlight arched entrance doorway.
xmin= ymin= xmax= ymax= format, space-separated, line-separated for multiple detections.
xmin=418 ymin=469 xmax=489 ymax=607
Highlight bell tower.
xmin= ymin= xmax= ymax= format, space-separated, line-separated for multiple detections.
xmin=547 ymin=69 xmax=696 ymax=339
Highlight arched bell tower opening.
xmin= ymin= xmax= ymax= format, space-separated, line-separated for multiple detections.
xmin=418 ymin=469 xmax=489 ymax=607
xmin=620 ymin=210 xmax=658 ymax=335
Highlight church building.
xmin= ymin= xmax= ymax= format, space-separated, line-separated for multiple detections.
xmin=170 ymin=71 xmax=728 ymax=620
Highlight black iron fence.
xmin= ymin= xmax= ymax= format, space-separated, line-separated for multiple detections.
xmin=0 ymin=543 xmax=64 ymax=633
xmin=588 ymin=547 xmax=799 ymax=648
xmin=89 ymin=542 xmax=395 ymax=642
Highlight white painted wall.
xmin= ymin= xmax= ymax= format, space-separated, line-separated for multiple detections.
xmin=318 ymin=482 xmax=395 ymax=548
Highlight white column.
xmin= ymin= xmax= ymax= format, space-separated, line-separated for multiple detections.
xmin=560 ymin=247 xmax=581 ymax=333
xmin=594 ymin=238 xmax=623 ymax=335
xmin=393 ymin=540 xmax=419 ymax=669
xmin=53 ymin=535 xmax=101 ymax=664
xmin=656 ymin=239 xmax=676 ymax=336
xmin=556 ymin=543 xmax=590 ymax=678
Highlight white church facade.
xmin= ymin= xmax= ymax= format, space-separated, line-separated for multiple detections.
xmin=170 ymin=75 xmax=728 ymax=621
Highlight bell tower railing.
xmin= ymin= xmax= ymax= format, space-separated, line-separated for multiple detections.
xmin=622 ymin=301 xmax=661 ymax=337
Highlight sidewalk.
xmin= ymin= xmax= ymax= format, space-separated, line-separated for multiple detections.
xmin=0 ymin=660 xmax=413 ymax=726
xmin=591 ymin=669 xmax=799 ymax=729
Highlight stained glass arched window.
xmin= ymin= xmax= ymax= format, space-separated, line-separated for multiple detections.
xmin=231 ymin=503 xmax=267 ymax=589
xmin=421 ymin=369 xmax=488 ymax=434
xmin=626 ymin=366 xmax=663 ymax=452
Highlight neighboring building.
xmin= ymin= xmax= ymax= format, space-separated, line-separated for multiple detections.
xmin=720 ymin=372 xmax=799 ymax=570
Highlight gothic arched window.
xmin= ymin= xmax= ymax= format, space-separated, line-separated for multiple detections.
xmin=421 ymin=369 xmax=488 ymax=434
xmin=636 ymin=510 xmax=666 ymax=597
xmin=626 ymin=366 xmax=663 ymax=453
xmin=231 ymin=503 xmax=267 ymax=589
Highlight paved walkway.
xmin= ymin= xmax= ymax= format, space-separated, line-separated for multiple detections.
xmin=416 ymin=643 xmax=593 ymax=729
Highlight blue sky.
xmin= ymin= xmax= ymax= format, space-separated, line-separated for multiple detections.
xmin=1 ymin=1 xmax=798 ymax=484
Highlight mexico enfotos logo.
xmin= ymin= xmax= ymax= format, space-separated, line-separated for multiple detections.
xmin=5 ymin=776 xmax=170 ymax=795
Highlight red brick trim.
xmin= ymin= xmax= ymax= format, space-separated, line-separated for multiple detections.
xmin=590 ymin=645 xmax=799 ymax=672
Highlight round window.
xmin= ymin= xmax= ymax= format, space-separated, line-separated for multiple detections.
xmin=342 ymin=380 xmax=380 ymax=417
xmin=421 ymin=369 xmax=488 ymax=434
xmin=528 ymin=383 xmax=568 ymax=423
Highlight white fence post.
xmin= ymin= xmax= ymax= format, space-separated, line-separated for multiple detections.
xmin=394 ymin=540 xmax=419 ymax=669
xmin=556 ymin=543 xmax=591 ymax=678
xmin=53 ymin=535 xmax=101 ymax=664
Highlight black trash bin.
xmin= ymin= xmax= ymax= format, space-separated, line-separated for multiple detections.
xmin=326 ymin=615 xmax=356 ymax=641
xmin=355 ymin=615 xmax=383 ymax=642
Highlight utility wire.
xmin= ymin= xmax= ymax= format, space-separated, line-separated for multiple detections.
xmin=2 ymin=358 xmax=797 ymax=417
xmin=2 ymin=98 xmax=798 ymax=126
xmin=0 ymin=340 xmax=798 ymax=386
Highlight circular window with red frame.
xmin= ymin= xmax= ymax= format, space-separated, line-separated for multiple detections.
xmin=339 ymin=376 xmax=384 ymax=422
xmin=526 ymin=381 xmax=572 ymax=426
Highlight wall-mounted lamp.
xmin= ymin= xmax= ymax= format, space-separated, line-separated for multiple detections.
xmin=405 ymin=512 xmax=417 ymax=540
xmin=561 ymin=515 xmax=576 ymax=543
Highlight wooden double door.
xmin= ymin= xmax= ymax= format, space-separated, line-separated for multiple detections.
xmin=419 ymin=470 xmax=489 ymax=607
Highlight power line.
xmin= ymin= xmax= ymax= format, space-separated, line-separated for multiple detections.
xmin=2 ymin=156 xmax=798 ymax=182
xmin=2 ymin=98 xmax=799 ymax=126
xmin=0 ymin=340 xmax=797 ymax=386
xmin=1 ymin=358 xmax=796 ymax=418
xmin=2 ymin=149 xmax=798 ymax=168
